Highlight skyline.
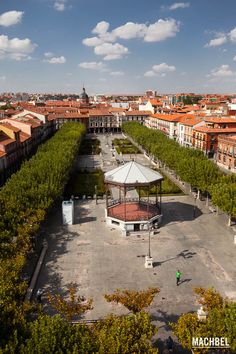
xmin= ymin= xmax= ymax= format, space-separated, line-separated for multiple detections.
xmin=1 ymin=1 xmax=236 ymax=94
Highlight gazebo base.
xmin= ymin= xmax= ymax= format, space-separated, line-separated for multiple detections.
xmin=105 ymin=202 xmax=162 ymax=235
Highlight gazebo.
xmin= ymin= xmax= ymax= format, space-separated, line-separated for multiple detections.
xmin=104 ymin=161 xmax=163 ymax=235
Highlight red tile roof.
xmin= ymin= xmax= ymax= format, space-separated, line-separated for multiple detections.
xmin=218 ymin=134 xmax=236 ymax=141
xmin=19 ymin=132 xmax=31 ymax=142
xmin=0 ymin=137 xmax=15 ymax=145
xmin=0 ymin=122 xmax=21 ymax=132
xmin=89 ymin=110 xmax=113 ymax=116
xmin=149 ymin=99 xmax=162 ymax=106
xmin=204 ymin=117 xmax=236 ymax=123
xmin=0 ymin=150 xmax=6 ymax=157
xmin=151 ymin=114 xmax=184 ymax=122
xmin=194 ymin=126 xmax=236 ymax=133
xmin=125 ymin=110 xmax=152 ymax=116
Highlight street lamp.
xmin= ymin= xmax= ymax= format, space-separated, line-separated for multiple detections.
xmin=193 ymin=194 xmax=197 ymax=218
xmin=145 ymin=222 xmax=153 ymax=268
xmin=95 ymin=185 xmax=98 ymax=205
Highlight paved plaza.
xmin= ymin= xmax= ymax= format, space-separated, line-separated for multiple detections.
xmin=36 ymin=133 xmax=236 ymax=343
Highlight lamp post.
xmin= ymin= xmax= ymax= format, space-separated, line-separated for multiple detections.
xmin=193 ymin=194 xmax=197 ymax=218
xmin=145 ymin=223 xmax=153 ymax=268
xmin=148 ymin=223 xmax=151 ymax=257
xmin=95 ymin=185 xmax=98 ymax=205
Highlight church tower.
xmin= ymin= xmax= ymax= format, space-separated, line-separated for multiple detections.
xmin=80 ymin=86 xmax=89 ymax=106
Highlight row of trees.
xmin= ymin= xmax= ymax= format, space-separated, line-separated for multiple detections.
xmin=0 ymin=122 xmax=86 ymax=349
xmin=3 ymin=283 xmax=235 ymax=353
xmin=3 ymin=285 xmax=159 ymax=353
xmin=122 ymin=122 xmax=236 ymax=223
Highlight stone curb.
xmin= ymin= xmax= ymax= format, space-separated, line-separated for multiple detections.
xmin=24 ymin=240 xmax=48 ymax=301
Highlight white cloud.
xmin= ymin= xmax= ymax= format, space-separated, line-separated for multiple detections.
xmin=83 ymin=18 xmax=180 ymax=61
xmin=153 ymin=63 xmax=176 ymax=73
xmin=79 ymin=61 xmax=104 ymax=70
xmin=144 ymin=62 xmax=176 ymax=77
xmin=47 ymin=56 xmax=66 ymax=64
xmin=229 ymin=27 xmax=236 ymax=42
xmin=44 ymin=52 xmax=54 ymax=58
xmin=54 ymin=0 xmax=67 ymax=11
xmin=94 ymin=42 xmax=129 ymax=60
xmin=169 ymin=2 xmax=190 ymax=10
xmin=92 ymin=21 xmax=110 ymax=35
xmin=144 ymin=18 xmax=180 ymax=42
xmin=207 ymin=64 xmax=235 ymax=78
xmin=233 ymin=55 xmax=236 ymax=61
xmin=83 ymin=18 xmax=180 ymax=51
xmin=0 ymin=35 xmax=37 ymax=61
xmin=205 ymin=35 xmax=227 ymax=47
xmin=82 ymin=37 xmax=103 ymax=47
xmin=0 ymin=10 xmax=24 ymax=27
xmin=113 ymin=22 xmax=147 ymax=39
xmin=205 ymin=26 xmax=236 ymax=48
xmin=0 ymin=75 xmax=6 ymax=81
xmin=144 ymin=70 xmax=156 ymax=77
xmin=110 ymin=71 xmax=124 ymax=76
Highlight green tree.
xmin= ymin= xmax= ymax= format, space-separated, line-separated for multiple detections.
xmin=48 ymin=284 xmax=93 ymax=321
xmin=211 ymin=182 xmax=236 ymax=225
xmin=5 ymin=315 xmax=97 ymax=354
xmin=104 ymin=287 xmax=160 ymax=314
xmin=171 ymin=288 xmax=236 ymax=353
xmin=93 ymin=312 xmax=158 ymax=354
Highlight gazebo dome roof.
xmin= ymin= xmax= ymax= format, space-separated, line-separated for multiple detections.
xmin=104 ymin=161 xmax=163 ymax=186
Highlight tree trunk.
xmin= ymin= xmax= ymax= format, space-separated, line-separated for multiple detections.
xmin=206 ymin=193 xmax=209 ymax=207
xmin=227 ymin=215 xmax=231 ymax=227
xmin=197 ymin=190 xmax=200 ymax=200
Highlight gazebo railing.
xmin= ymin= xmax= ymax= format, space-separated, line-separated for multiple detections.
xmin=107 ymin=198 xmax=158 ymax=208
xmin=107 ymin=210 xmax=160 ymax=221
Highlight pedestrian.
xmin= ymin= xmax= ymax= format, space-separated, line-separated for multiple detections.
xmin=166 ymin=336 xmax=174 ymax=351
xmin=36 ymin=289 xmax=42 ymax=303
xmin=176 ymin=269 xmax=181 ymax=286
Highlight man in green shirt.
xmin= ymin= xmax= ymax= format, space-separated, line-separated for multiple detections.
xmin=176 ymin=270 xmax=181 ymax=286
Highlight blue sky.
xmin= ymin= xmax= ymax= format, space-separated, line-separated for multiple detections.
xmin=1 ymin=0 xmax=236 ymax=94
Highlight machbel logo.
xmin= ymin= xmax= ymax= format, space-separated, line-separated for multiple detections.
xmin=192 ymin=337 xmax=230 ymax=349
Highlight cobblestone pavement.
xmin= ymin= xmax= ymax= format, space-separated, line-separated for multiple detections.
xmin=36 ymin=132 xmax=236 ymax=346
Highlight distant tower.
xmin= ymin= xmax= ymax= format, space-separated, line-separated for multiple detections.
xmin=80 ymin=85 xmax=89 ymax=106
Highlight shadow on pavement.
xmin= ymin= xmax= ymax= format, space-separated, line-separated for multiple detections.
xmin=152 ymin=250 xmax=197 ymax=267
xmin=161 ymin=201 xmax=202 ymax=226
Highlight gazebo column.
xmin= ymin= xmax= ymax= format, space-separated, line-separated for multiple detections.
xmin=147 ymin=185 xmax=150 ymax=220
xmin=106 ymin=185 xmax=108 ymax=209
xmin=124 ymin=186 xmax=126 ymax=221
xmin=119 ymin=185 xmax=121 ymax=203
xmin=159 ymin=182 xmax=162 ymax=214
xmin=155 ymin=183 xmax=158 ymax=206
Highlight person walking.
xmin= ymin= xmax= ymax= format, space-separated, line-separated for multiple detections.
xmin=176 ymin=270 xmax=181 ymax=286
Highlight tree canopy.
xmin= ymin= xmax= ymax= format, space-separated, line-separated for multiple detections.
xmin=122 ymin=122 xmax=236 ymax=219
